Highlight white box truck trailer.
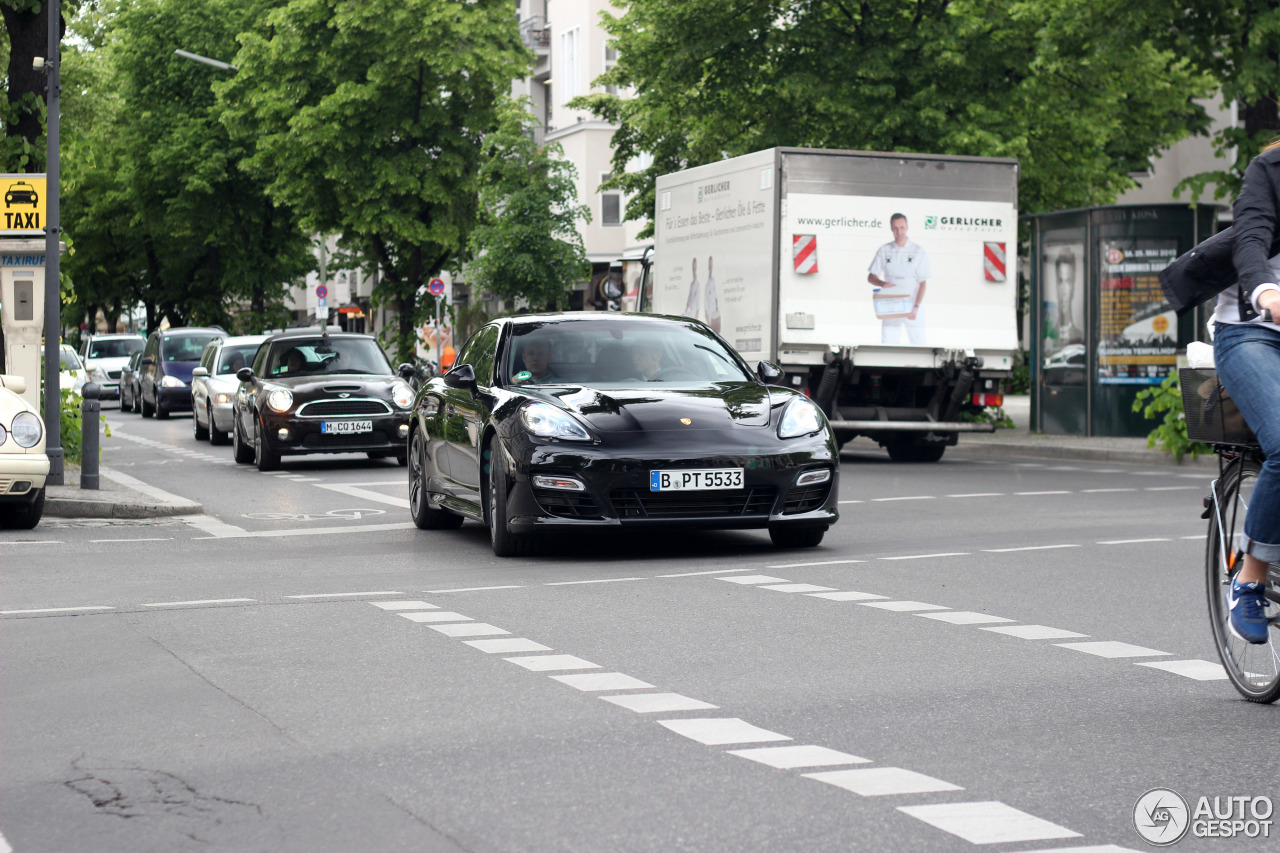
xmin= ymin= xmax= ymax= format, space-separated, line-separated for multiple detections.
xmin=646 ymin=147 xmax=1019 ymax=462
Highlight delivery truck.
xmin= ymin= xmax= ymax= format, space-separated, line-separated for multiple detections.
xmin=643 ymin=147 xmax=1020 ymax=462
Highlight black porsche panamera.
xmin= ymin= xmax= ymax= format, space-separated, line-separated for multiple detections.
xmin=408 ymin=313 xmax=839 ymax=557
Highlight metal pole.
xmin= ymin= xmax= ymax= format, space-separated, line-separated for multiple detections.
xmin=436 ymin=296 xmax=442 ymax=375
xmin=80 ymin=382 xmax=99 ymax=489
xmin=42 ymin=0 xmax=63 ymax=485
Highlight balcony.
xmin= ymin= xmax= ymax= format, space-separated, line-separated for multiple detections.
xmin=519 ymin=16 xmax=550 ymax=52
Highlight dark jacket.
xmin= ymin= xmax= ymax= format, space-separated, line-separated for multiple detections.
xmin=1160 ymin=147 xmax=1280 ymax=316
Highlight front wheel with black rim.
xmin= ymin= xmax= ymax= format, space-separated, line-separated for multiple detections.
xmin=232 ymin=414 xmax=254 ymax=464
xmin=1 ymin=488 xmax=45 ymax=529
xmin=769 ymin=525 xmax=826 ymax=549
xmin=140 ymin=391 xmax=154 ymax=418
xmin=254 ymin=418 xmax=280 ymax=472
xmin=209 ymin=406 xmax=229 ymax=446
xmin=486 ymin=442 xmax=532 ymax=558
xmin=1206 ymin=455 xmax=1280 ymax=703
xmin=408 ymin=430 xmax=463 ymax=531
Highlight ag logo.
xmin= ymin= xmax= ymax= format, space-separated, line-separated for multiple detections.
xmin=924 ymin=215 xmax=937 ymax=229
xmin=1134 ymin=788 xmax=1190 ymax=846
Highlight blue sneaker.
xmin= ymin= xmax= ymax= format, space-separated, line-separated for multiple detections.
xmin=1228 ymin=577 xmax=1270 ymax=645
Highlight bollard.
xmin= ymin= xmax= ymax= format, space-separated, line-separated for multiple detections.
xmin=80 ymin=382 xmax=100 ymax=490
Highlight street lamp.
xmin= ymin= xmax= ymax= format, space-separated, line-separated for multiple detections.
xmin=173 ymin=49 xmax=238 ymax=73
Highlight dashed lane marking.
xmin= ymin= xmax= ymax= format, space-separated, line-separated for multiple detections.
xmin=0 ymin=540 xmax=62 ymax=545
xmin=398 ymin=611 xmax=472 ymax=623
xmin=545 ymin=577 xmax=646 ymax=586
xmin=288 ymin=591 xmax=404 ymax=599
xmin=871 ymin=495 xmax=934 ymax=502
xmin=505 ymin=654 xmax=601 ymax=672
xmin=314 ymin=483 xmax=409 ymax=509
xmin=657 ymin=718 xmax=791 ymax=746
xmin=656 ymin=569 xmax=751 ymax=577
xmin=767 ymin=559 xmax=866 ymax=569
xmin=178 ymin=514 xmax=249 ymax=537
xmin=728 ymin=745 xmax=870 ymax=769
xmin=917 ymin=611 xmax=1014 ymax=625
xmin=1096 ymin=538 xmax=1171 ymax=545
xmin=600 ymin=692 xmax=718 ymax=713
xmin=1136 ymin=660 xmax=1228 ymax=680
xmin=429 ymin=622 xmax=509 ymax=637
xmin=982 ymin=544 xmax=1080 ymax=553
xmin=808 ymin=591 xmax=888 ymax=601
xmin=759 ymin=584 xmax=836 ymax=593
xmin=1082 ymin=488 xmax=1136 ymax=493
xmin=717 ymin=575 xmax=790 ymax=585
xmin=898 ymin=801 xmax=1081 ymax=845
xmin=945 ymin=492 xmax=1004 ymax=497
xmin=192 ymin=521 xmax=418 ymax=539
xmin=805 ymin=767 xmax=962 ymax=797
xmin=426 ymin=585 xmax=525 ymax=593
xmin=0 ymin=606 xmax=113 ymax=615
xmin=140 ymin=598 xmax=256 ymax=608
xmin=1055 ymin=641 xmax=1170 ymax=659
xmin=1015 ymin=490 xmax=1070 ymax=496
xmin=879 ymin=552 xmax=969 ymax=561
xmin=551 ymin=672 xmax=655 ymax=692
xmin=371 ymin=600 xmax=438 ymax=610
xmin=464 ymin=638 xmax=552 ymax=654
xmin=88 ymin=537 xmax=173 ymax=543
xmin=982 ymin=625 xmax=1087 ymax=640
xmin=859 ymin=600 xmax=949 ymax=612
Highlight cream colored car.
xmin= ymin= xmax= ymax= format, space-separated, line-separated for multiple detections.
xmin=0 ymin=374 xmax=50 ymax=528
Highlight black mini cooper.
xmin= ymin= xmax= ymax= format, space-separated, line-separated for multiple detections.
xmin=231 ymin=330 xmax=416 ymax=471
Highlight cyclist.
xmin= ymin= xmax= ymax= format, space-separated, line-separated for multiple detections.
xmin=1212 ymin=141 xmax=1280 ymax=643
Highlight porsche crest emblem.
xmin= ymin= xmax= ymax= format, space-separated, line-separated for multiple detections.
xmin=680 ymin=418 xmax=692 ymax=425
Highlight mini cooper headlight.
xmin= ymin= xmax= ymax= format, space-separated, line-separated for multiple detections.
xmin=160 ymin=375 xmax=186 ymax=388
xmin=392 ymin=381 xmax=414 ymax=409
xmin=520 ymin=402 xmax=591 ymax=441
xmin=266 ymin=388 xmax=294 ymax=413
xmin=778 ymin=396 xmax=825 ymax=439
xmin=11 ymin=411 xmax=43 ymax=447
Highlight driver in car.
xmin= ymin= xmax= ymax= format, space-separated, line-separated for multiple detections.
xmin=632 ymin=341 xmax=664 ymax=380
xmin=511 ymin=338 xmax=559 ymax=384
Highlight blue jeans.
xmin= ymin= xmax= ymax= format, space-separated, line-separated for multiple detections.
xmin=1215 ymin=322 xmax=1280 ymax=562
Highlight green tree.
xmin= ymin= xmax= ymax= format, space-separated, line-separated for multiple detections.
xmin=579 ymin=0 xmax=1214 ymax=235
xmin=222 ymin=0 xmax=530 ymax=363
xmin=466 ymin=102 xmax=591 ymax=311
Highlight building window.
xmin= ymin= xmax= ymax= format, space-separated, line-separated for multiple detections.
xmin=604 ymin=43 xmax=619 ymax=96
xmin=600 ymin=172 xmax=622 ymax=226
xmin=560 ymin=27 xmax=580 ymax=105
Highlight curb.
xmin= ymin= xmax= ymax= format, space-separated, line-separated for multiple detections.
xmin=45 ymin=496 xmax=204 ymax=519
xmin=954 ymin=440 xmax=1217 ymax=468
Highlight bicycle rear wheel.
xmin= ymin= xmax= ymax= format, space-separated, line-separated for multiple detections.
xmin=1205 ymin=455 xmax=1280 ymax=703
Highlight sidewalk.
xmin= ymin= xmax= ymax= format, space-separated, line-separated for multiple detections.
xmin=45 ymin=465 xmax=202 ymax=519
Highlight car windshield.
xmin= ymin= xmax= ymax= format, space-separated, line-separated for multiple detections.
xmin=505 ymin=319 xmax=754 ymax=387
xmin=88 ymin=338 xmax=144 ymax=359
xmin=162 ymin=333 xmax=221 ymax=362
xmin=266 ymin=337 xmax=392 ymax=378
xmin=60 ymin=347 xmax=82 ymax=371
xmin=217 ymin=343 xmax=263 ymax=376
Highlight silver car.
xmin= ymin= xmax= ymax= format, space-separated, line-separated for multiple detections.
xmin=191 ymin=335 xmax=268 ymax=444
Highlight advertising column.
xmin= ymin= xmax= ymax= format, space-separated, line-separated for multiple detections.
xmin=1096 ymin=241 xmax=1179 ymax=385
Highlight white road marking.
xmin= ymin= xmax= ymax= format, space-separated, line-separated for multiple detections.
xmin=599 ymin=693 xmax=718 ymax=713
xmin=871 ymin=495 xmax=935 ymax=502
xmin=88 ymin=537 xmax=173 ymax=543
xmin=767 ymin=559 xmax=866 ymax=569
xmin=808 ymin=591 xmax=889 ymax=601
xmin=805 ymin=767 xmax=962 ymax=796
xmin=860 ymin=601 xmax=950 ymax=612
xmin=1145 ymin=486 xmax=1197 ymax=491
xmin=899 ymin=801 xmax=1081 ymax=844
xmin=728 ymin=744 xmax=870 ymax=769
xmin=837 ymin=500 xmax=864 ymax=504
xmin=918 ymin=611 xmax=1014 ymax=625
xmin=1 ymin=606 xmax=113 ymax=615
xmin=1181 ymin=534 xmax=1208 ymax=541
xmin=1097 ymin=538 xmax=1171 ymax=545
xmin=983 ymin=544 xmax=1080 ymax=553
xmin=288 ymin=591 xmax=403 ymax=599
xmin=0 ymin=829 xmax=11 ymax=853
xmin=879 ymin=552 xmax=969 ymax=561
xmin=504 ymin=654 xmax=601 ymax=672
xmin=399 ymin=611 xmax=472 ymax=623
xmin=759 ymin=583 xmax=836 ymax=593
xmin=1015 ymin=491 xmax=1070 ymax=496
xmin=717 ymin=575 xmax=791 ymax=585
xmin=429 ymin=623 xmax=509 ymax=637
xmin=425 ymin=585 xmax=524 ymax=593
xmin=1056 ymin=641 xmax=1170 ymax=658
xmin=657 ymin=569 xmax=751 ymax=577
xmin=983 ymin=625 xmax=1088 ymax=640
xmin=1008 ymin=846 xmax=1141 ymax=853
xmin=141 ymin=598 xmax=256 ymax=607
xmin=1081 ymin=488 xmax=1136 ymax=493
xmin=657 ymin=718 xmax=791 ymax=746
xmin=314 ymin=482 xmax=409 ymax=508
xmin=946 ymin=492 xmax=1004 ymax=498
xmin=464 ymin=638 xmax=552 ymax=654
xmin=0 ymin=540 xmax=63 ymax=545
xmin=1046 ymin=466 xmax=1081 ymax=471
xmin=193 ymin=521 xmax=418 ymax=539
xmin=289 ymin=477 xmax=322 ymax=482
xmin=544 ymin=577 xmax=646 ymax=586
xmin=550 ymin=672 xmax=655 ymax=692
xmin=1136 ymin=659 xmax=1228 ymax=680
xmin=178 ymin=514 xmax=250 ymax=537
xmin=372 ymin=600 xmax=439 ymax=610
xmin=339 ymin=480 xmax=405 ymax=487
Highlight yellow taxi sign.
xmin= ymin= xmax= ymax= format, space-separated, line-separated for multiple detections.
xmin=1 ymin=174 xmax=47 ymax=233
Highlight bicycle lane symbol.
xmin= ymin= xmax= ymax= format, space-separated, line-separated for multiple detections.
xmin=241 ymin=508 xmax=388 ymax=523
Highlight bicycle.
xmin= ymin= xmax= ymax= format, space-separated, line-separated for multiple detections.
xmin=1182 ymin=365 xmax=1280 ymax=703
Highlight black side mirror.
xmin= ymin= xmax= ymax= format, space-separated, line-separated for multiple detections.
xmin=140 ymin=356 xmax=154 ymax=366
xmin=443 ymin=363 xmax=476 ymax=390
xmin=397 ymin=363 xmax=416 ymax=380
xmin=756 ymin=361 xmax=783 ymax=384
xmin=236 ymin=367 xmax=255 ymax=383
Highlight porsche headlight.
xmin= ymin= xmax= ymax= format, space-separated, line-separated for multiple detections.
xmin=160 ymin=375 xmax=185 ymax=388
xmin=392 ymin=381 xmax=414 ymax=409
xmin=778 ymin=396 xmax=825 ymax=439
xmin=520 ymin=402 xmax=591 ymax=441
xmin=11 ymin=411 xmax=43 ymax=447
xmin=266 ymin=388 xmax=294 ymax=413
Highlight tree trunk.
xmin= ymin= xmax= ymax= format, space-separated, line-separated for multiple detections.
xmin=1 ymin=3 xmax=51 ymax=169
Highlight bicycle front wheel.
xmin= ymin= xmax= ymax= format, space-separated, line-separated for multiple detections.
xmin=1205 ymin=456 xmax=1280 ymax=703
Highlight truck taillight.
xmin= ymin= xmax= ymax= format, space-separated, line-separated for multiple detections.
xmin=971 ymin=392 xmax=1003 ymax=407
xmin=802 ymin=387 xmax=811 ymax=398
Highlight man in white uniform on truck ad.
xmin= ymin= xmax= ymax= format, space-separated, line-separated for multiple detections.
xmin=704 ymin=255 xmax=721 ymax=332
xmin=867 ymin=213 xmax=932 ymax=344
xmin=683 ymin=257 xmax=701 ymax=320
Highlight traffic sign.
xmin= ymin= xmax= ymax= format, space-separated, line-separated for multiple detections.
xmin=317 ymin=297 xmax=326 ymax=308
xmin=1 ymin=173 xmax=47 ymax=234
xmin=428 ymin=277 xmax=445 ymax=296
xmin=315 ymin=284 xmax=328 ymax=299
